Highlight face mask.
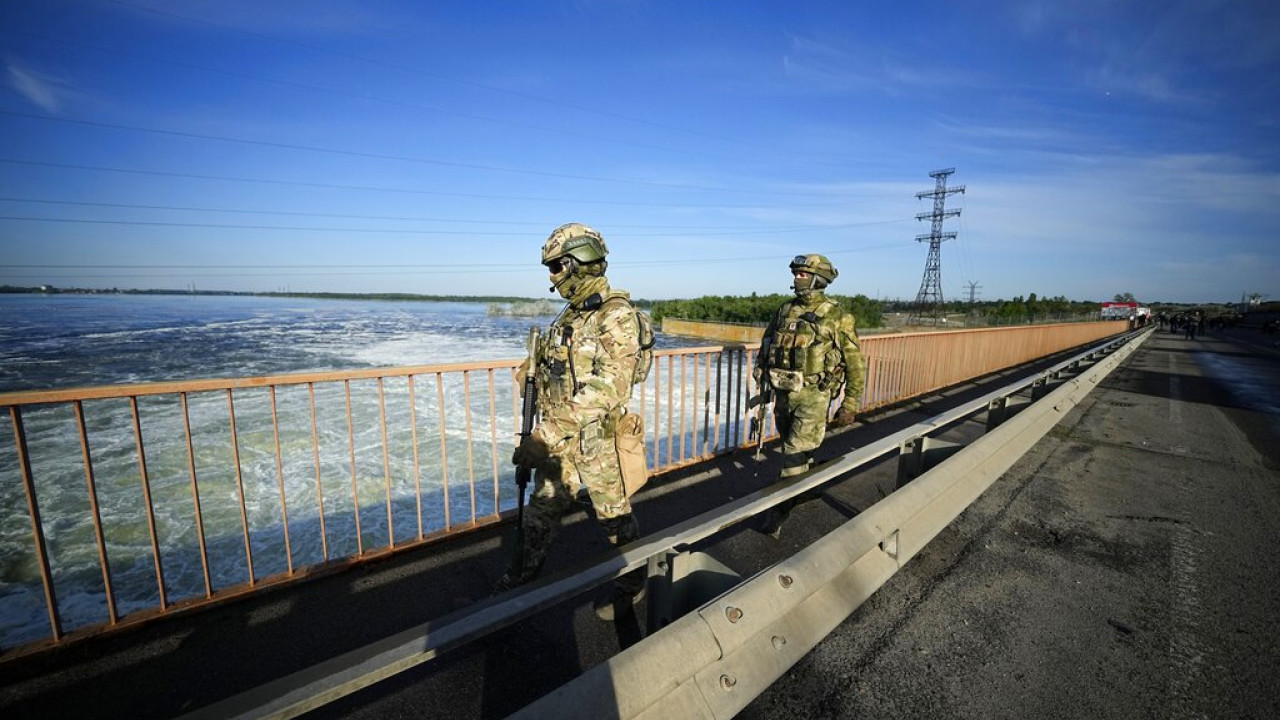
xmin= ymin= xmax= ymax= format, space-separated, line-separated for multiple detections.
xmin=792 ymin=273 xmax=817 ymax=296
xmin=547 ymin=257 xmax=577 ymax=298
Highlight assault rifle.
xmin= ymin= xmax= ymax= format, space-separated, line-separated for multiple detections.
xmin=513 ymin=326 xmax=540 ymax=570
xmin=748 ymin=337 xmax=774 ymax=462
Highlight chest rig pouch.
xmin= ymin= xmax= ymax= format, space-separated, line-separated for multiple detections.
xmin=536 ymin=294 xmax=618 ymax=409
xmin=768 ymin=368 xmax=805 ymax=392
xmin=767 ymin=300 xmax=836 ymax=391
xmin=537 ymin=316 xmax=579 ymax=405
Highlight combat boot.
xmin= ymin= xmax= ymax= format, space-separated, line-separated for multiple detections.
xmin=491 ymin=572 xmax=519 ymax=596
xmin=595 ymin=514 xmax=644 ymax=620
xmin=757 ymin=505 xmax=792 ymax=539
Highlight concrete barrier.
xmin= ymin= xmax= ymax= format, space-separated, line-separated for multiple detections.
xmin=662 ymin=318 xmax=765 ymax=344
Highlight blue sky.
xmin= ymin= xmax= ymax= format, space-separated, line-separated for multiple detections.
xmin=2 ymin=0 xmax=1278 ymax=304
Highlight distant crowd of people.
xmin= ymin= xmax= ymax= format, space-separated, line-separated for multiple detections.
xmin=1154 ymin=310 xmax=1242 ymax=339
xmin=1156 ymin=310 xmax=1206 ymax=339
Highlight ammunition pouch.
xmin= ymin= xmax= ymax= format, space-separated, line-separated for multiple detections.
xmin=578 ymin=417 xmax=609 ymax=457
xmin=768 ymin=368 xmax=805 ymax=392
xmin=817 ymin=366 xmax=843 ymax=393
xmin=613 ymin=411 xmax=648 ymax=496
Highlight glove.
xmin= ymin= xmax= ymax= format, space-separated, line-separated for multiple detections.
xmin=513 ymin=358 xmax=531 ymax=391
xmin=512 ymin=435 xmax=553 ymax=474
xmin=831 ymin=408 xmax=857 ymax=428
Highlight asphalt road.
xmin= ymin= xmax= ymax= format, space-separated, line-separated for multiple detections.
xmin=3 ymin=327 xmax=1277 ymax=719
xmin=743 ymin=327 xmax=1280 ymax=719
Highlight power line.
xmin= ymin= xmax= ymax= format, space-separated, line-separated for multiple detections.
xmin=0 ymin=158 xmax=871 ymax=209
xmin=0 ymin=213 xmax=910 ymax=236
xmin=0 ymin=197 xmax=915 ymax=234
xmin=3 ymin=28 xmax=857 ymax=177
xmin=1 ymin=109 xmax=862 ymax=198
xmin=104 ymin=0 xmax=815 ymax=163
xmin=0 ymin=242 xmax=906 ymax=275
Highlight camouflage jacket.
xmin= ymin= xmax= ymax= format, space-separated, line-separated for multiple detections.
xmin=532 ymin=276 xmax=641 ymax=453
xmin=760 ymin=292 xmax=865 ymax=412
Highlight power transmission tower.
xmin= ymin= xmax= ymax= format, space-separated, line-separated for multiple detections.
xmin=907 ymin=168 xmax=965 ymax=325
xmin=965 ymin=280 xmax=982 ymax=304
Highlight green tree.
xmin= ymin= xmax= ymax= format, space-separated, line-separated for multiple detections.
xmin=1026 ymin=292 xmax=1043 ymax=320
xmin=649 ymin=293 xmax=884 ymax=328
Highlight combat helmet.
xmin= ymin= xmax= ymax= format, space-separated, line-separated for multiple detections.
xmin=542 ymin=223 xmax=608 ymax=266
xmin=789 ymin=254 xmax=838 ymax=285
xmin=542 ymin=223 xmax=609 ymax=300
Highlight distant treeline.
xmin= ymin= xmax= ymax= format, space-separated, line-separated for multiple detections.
xmin=649 ymin=293 xmax=885 ymax=327
xmin=881 ymin=294 xmax=1136 ymax=324
xmin=904 ymin=294 xmax=1106 ymax=322
xmin=5 ymin=285 xmax=1243 ymax=323
xmin=648 ymin=293 xmax=1152 ymax=329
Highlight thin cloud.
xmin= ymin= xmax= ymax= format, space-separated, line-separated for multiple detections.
xmin=933 ymin=115 xmax=1085 ymax=146
xmin=781 ymin=35 xmax=882 ymax=94
xmin=1007 ymin=0 xmax=1278 ymax=107
xmin=781 ymin=34 xmax=977 ymax=96
xmin=6 ymin=62 xmax=74 ymax=114
xmin=953 ymin=154 xmax=1280 ymax=299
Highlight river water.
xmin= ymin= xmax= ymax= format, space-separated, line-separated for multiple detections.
xmin=0 ymin=293 xmax=535 ymax=393
xmin=0 ymin=293 xmax=707 ymax=650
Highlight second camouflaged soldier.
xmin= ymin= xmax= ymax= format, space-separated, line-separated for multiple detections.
xmin=755 ymin=254 xmax=865 ymax=537
xmin=499 ymin=223 xmax=650 ymax=620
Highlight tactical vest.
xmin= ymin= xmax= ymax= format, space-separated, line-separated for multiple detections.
xmin=535 ymin=291 xmax=649 ymax=408
xmin=766 ymin=298 xmax=843 ymax=390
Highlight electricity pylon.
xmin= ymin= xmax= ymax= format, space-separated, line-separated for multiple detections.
xmin=907 ymin=168 xmax=965 ymax=325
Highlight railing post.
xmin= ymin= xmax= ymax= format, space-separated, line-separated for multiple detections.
xmin=378 ymin=377 xmax=395 ymax=546
xmin=179 ymin=393 xmax=213 ymax=598
xmin=131 ymin=396 xmax=169 ymax=608
xmin=644 ymin=549 xmax=742 ymax=634
xmin=1031 ymin=376 xmax=1050 ymax=401
xmin=897 ymin=435 xmax=964 ymax=489
xmin=985 ymin=394 xmax=1030 ymax=432
xmin=10 ymin=406 xmax=63 ymax=641
xmin=269 ymin=386 xmax=295 ymax=575
xmin=307 ymin=382 xmax=330 ymax=562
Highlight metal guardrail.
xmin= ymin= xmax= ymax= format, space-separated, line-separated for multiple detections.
xmin=515 ymin=328 xmax=1153 ymax=720
xmin=169 ymin=327 xmax=1150 ymax=720
xmin=0 ymin=321 xmax=1126 ymax=659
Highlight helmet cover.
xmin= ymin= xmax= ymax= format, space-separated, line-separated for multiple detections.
xmin=789 ymin=253 xmax=838 ymax=284
xmin=542 ymin=223 xmax=608 ymax=266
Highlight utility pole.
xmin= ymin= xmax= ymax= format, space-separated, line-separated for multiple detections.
xmin=907 ymin=168 xmax=965 ymax=325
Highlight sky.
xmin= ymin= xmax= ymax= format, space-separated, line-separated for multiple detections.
xmin=2 ymin=0 xmax=1278 ymax=304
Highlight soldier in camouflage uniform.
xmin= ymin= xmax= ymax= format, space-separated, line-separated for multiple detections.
xmin=498 ymin=223 xmax=647 ymax=620
xmin=755 ymin=254 xmax=865 ymax=537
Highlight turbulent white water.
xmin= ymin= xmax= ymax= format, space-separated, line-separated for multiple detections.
xmin=0 ymin=293 xmax=720 ymax=649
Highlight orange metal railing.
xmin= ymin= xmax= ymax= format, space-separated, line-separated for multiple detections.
xmin=0 ymin=321 xmax=1125 ymax=658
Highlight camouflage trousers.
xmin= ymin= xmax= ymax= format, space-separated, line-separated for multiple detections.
xmin=773 ymin=385 xmax=833 ymax=478
xmin=502 ymin=441 xmax=643 ymax=593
